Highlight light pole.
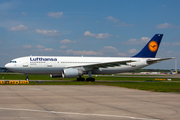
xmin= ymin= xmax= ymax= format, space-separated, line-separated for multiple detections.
xmin=175 ymin=58 xmax=177 ymax=73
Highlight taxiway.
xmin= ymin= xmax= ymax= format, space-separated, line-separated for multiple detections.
xmin=0 ymin=85 xmax=179 ymax=120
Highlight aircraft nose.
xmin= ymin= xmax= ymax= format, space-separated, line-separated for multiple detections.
xmin=5 ymin=63 xmax=11 ymax=68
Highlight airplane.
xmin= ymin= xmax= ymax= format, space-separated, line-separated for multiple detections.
xmin=5 ymin=34 xmax=174 ymax=81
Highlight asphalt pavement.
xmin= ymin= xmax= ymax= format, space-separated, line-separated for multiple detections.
xmin=0 ymin=85 xmax=180 ymax=120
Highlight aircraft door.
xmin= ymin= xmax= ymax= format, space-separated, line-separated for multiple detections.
xmin=47 ymin=61 xmax=52 ymax=67
xmin=23 ymin=58 xmax=29 ymax=68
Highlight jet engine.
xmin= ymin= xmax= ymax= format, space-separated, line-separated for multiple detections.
xmin=50 ymin=74 xmax=62 ymax=78
xmin=62 ymin=68 xmax=83 ymax=78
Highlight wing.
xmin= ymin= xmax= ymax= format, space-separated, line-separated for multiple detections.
xmin=83 ymin=60 xmax=135 ymax=69
xmin=146 ymin=57 xmax=175 ymax=65
xmin=67 ymin=60 xmax=136 ymax=69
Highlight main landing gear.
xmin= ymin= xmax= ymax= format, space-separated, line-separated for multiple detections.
xmin=77 ymin=76 xmax=85 ymax=81
xmin=76 ymin=77 xmax=95 ymax=82
xmin=86 ymin=71 xmax=95 ymax=82
xmin=76 ymin=71 xmax=95 ymax=82
xmin=86 ymin=77 xmax=95 ymax=82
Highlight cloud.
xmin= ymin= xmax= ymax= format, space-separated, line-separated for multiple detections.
xmin=100 ymin=46 xmax=128 ymax=56
xmin=36 ymin=45 xmax=53 ymax=51
xmin=60 ymin=46 xmax=67 ymax=49
xmin=36 ymin=29 xmax=62 ymax=36
xmin=57 ymin=45 xmax=128 ymax=57
xmin=43 ymin=48 xmax=53 ymax=51
xmin=128 ymin=49 xmax=138 ymax=54
xmin=156 ymin=23 xmax=174 ymax=29
xmin=47 ymin=12 xmax=63 ymax=18
xmin=36 ymin=45 xmax=45 ymax=49
xmin=162 ymin=42 xmax=180 ymax=46
xmin=96 ymin=33 xmax=112 ymax=39
xmin=106 ymin=16 xmax=119 ymax=23
xmin=0 ymin=2 xmax=15 ymax=11
xmin=115 ymin=22 xmax=134 ymax=27
xmin=23 ymin=45 xmax=32 ymax=48
xmin=37 ymin=45 xmax=129 ymax=57
xmin=60 ymin=39 xmax=76 ymax=44
xmin=162 ymin=4 xmax=167 ymax=7
xmin=84 ymin=31 xmax=112 ymax=39
xmin=0 ymin=12 xmax=7 ymax=14
xmin=141 ymin=37 xmax=150 ymax=42
xmin=167 ymin=50 xmax=173 ymax=54
xmin=106 ymin=16 xmax=134 ymax=27
xmin=8 ymin=25 xmax=28 ymax=31
xmin=156 ymin=49 xmax=179 ymax=59
xmin=84 ymin=31 xmax=96 ymax=37
xmin=65 ymin=50 xmax=103 ymax=55
xmin=117 ymin=52 xmax=127 ymax=56
xmin=102 ymin=46 xmax=118 ymax=52
xmin=22 ymin=12 xmax=26 ymax=15
xmin=121 ymin=37 xmax=150 ymax=45
xmin=57 ymin=48 xmax=128 ymax=57
xmin=172 ymin=42 xmax=180 ymax=46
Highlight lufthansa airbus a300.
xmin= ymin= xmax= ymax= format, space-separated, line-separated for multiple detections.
xmin=5 ymin=34 xmax=174 ymax=81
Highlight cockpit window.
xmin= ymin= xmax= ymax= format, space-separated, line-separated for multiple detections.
xmin=10 ymin=61 xmax=17 ymax=63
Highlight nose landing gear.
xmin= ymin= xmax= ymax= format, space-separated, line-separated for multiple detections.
xmin=25 ymin=74 xmax=29 ymax=81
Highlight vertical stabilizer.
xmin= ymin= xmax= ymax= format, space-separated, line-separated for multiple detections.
xmin=133 ymin=34 xmax=163 ymax=58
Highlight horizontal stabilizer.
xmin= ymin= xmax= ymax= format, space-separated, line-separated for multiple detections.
xmin=146 ymin=57 xmax=175 ymax=65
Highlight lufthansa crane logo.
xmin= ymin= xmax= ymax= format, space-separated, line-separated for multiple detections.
xmin=148 ymin=41 xmax=158 ymax=52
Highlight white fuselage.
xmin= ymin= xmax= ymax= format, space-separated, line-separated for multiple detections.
xmin=5 ymin=56 xmax=155 ymax=75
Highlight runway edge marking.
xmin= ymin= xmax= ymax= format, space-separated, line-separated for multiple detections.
xmin=0 ymin=107 xmax=159 ymax=120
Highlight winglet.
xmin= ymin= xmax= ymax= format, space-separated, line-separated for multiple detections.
xmin=133 ymin=34 xmax=163 ymax=58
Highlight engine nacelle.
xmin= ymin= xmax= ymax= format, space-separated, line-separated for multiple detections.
xmin=50 ymin=74 xmax=62 ymax=78
xmin=62 ymin=68 xmax=83 ymax=78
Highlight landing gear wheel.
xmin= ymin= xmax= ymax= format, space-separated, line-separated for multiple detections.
xmin=77 ymin=77 xmax=85 ymax=81
xmin=25 ymin=74 xmax=29 ymax=81
xmin=86 ymin=71 xmax=95 ymax=82
xmin=86 ymin=77 xmax=95 ymax=82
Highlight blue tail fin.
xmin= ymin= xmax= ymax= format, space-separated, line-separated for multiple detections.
xmin=133 ymin=34 xmax=163 ymax=58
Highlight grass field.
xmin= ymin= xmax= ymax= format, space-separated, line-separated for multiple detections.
xmin=27 ymin=81 xmax=180 ymax=93
xmin=0 ymin=73 xmax=180 ymax=93
xmin=1 ymin=73 xmax=180 ymax=81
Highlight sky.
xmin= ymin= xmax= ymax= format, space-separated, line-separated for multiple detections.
xmin=0 ymin=0 xmax=180 ymax=70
